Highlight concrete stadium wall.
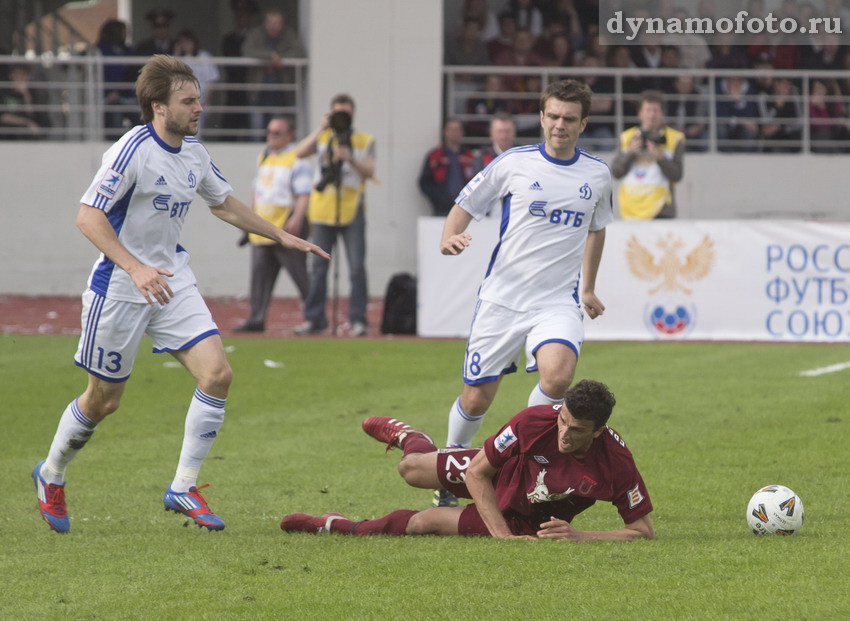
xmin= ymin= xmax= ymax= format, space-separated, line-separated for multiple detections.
xmin=1 ymin=145 xmax=848 ymax=297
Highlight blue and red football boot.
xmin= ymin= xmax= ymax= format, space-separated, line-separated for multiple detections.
xmin=32 ymin=461 xmax=70 ymax=533
xmin=163 ymin=484 xmax=225 ymax=531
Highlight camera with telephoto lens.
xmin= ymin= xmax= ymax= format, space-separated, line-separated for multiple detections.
xmin=315 ymin=110 xmax=353 ymax=192
xmin=640 ymin=128 xmax=665 ymax=149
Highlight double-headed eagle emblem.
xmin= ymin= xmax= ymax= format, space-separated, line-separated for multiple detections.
xmin=626 ymin=233 xmax=715 ymax=295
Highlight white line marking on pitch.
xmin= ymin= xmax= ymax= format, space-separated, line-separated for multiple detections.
xmin=799 ymin=361 xmax=850 ymax=377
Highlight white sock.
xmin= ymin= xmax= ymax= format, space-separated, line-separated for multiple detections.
xmin=43 ymin=398 xmax=97 ymax=485
xmin=528 ymin=381 xmax=563 ymax=408
xmin=170 ymin=388 xmax=226 ymax=493
xmin=446 ymin=397 xmax=485 ymax=448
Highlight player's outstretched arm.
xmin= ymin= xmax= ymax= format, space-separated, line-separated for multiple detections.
xmin=536 ymin=514 xmax=655 ymax=542
xmin=439 ymin=204 xmax=474 ymax=256
xmin=76 ymin=204 xmax=174 ymax=305
xmin=465 ymin=451 xmax=536 ymax=541
xmin=211 ymin=195 xmax=330 ymax=260
xmin=581 ymin=228 xmax=606 ymax=319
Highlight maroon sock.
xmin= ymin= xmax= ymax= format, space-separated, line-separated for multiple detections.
xmin=350 ymin=510 xmax=418 ymax=536
xmin=401 ymin=433 xmax=437 ymax=457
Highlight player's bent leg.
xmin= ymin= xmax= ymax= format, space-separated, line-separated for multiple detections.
xmin=398 ymin=452 xmax=442 ymax=489
xmin=77 ymin=373 xmax=127 ymax=423
xmin=170 ymin=335 xmax=232 ymax=398
xmin=459 ymin=379 xmax=501 ymax=418
xmin=405 ymin=507 xmax=465 ymax=536
xmin=533 ymin=342 xmax=578 ymax=404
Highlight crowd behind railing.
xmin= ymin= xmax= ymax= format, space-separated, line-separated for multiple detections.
xmin=443 ymin=0 xmax=850 ymax=153
xmin=2 ymin=0 xmax=850 ymax=152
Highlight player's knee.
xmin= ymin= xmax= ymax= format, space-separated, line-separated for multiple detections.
xmin=203 ymin=361 xmax=232 ymax=394
xmin=541 ymin=369 xmax=574 ymax=397
xmin=397 ymin=455 xmax=423 ymax=485
xmin=405 ymin=510 xmax=434 ymax=535
xmin=461 ymin=389 xmax=493 ymax=417
xmin=87 ymin=394 xmax=122 ymax=420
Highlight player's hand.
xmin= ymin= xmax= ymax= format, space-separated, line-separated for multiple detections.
xmin=537 ymin=516 xmax=585 ymax=541
xmin=128 ymin=264 xmax=174 ymax=306
xmin=333 ymin=145 xmax=352 ymax=162
xmin=440 ymin=233 xmax=472 ymax=255
xmin=279 ymin=232 xmax=329 ymax=260
xmin=582 ymin=291 xmax=605 ymax=320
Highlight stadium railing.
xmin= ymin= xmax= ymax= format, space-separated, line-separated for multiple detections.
xmin=444 ymin=65 xmax=850 ymax=154
xmin=0 ymin=54 xmax=308 ymax=142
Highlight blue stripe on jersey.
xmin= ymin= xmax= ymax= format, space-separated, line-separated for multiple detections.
xmin=90 ymin=183 xmax=135 ymax=296
xmin=111 ymin=126 xmax=150 ymax=173
xmin=146 ymin=122 xmax=181 ymax=154
xmin=176 ymin=244 xmax=187 ymax=253
xmin=537 ymin=143 xmax=580 ymax=166
xmin=479 ymin=145 xmax=539 ymax=178
xmin=210 ymin=161 xmax=227 ymax=182
xmin=572 ymin=278 xmax=580 ymax=304
xmin=577 ymin=148 xmax=607 ymax=165
xmin=484 ymin=193 xmax=512 ymax=279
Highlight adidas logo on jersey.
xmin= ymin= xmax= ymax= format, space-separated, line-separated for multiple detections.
xmin=155 ymin=175 xmax=168 ymax=186
xmin=529 ymin=181 xmax=543 ymax=190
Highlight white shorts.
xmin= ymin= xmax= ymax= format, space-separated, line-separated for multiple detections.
xmin=74 ymin=286 xmax=219 ymax=382
xmin=462 ymin=300 xmax=583 ymax=385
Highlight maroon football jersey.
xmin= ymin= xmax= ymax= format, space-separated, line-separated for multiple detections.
xmin=482 ymin=405 xmax=653 ymax=529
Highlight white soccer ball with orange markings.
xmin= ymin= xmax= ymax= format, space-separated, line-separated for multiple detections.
xmin=746 ymin=485 xmax=804 ymax=536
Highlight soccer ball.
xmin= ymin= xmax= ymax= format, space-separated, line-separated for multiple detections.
xmin=746 ymin=485 xmax=804 ymax=536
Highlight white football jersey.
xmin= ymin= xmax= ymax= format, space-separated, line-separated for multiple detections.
xmin=80 ymin=124 xmax=233 ymax=303
xmin=456 ymin=144 xmax=613 ymax=311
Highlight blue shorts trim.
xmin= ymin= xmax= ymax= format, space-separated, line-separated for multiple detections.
xmin=526 ymin=339 xmax=579 ymax=373
xmin=463 ymin=362 xmax=518 ymax=385
xmin=152 ymin=329 xmax=220 ymax=354
xmin=74 ymin=360 xmax=130 ymax=383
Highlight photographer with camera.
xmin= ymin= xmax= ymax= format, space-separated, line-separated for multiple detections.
xmin=294 ymin=94 xmax=375 ymax=336
xmin=611 ymin=90 xmax=685 ymax=220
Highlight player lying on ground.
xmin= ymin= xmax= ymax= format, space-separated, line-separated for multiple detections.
xmin=281 ymin=380 xmax=654 ymax=540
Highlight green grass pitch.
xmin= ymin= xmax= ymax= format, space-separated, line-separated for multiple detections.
xmin=1 ymin=335 xmax=849 ymax=619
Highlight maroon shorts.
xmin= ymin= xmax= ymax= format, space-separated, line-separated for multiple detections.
xmin=436 ymin=448 xmax=535 ymax=537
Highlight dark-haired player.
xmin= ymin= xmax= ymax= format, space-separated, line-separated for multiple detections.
xmin=281 ymin=380 xmax=654 ymax=541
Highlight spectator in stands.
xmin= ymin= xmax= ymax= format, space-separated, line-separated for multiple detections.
xmin=419 ymin=118 xmax=478 ymax=217
xmin=0 ymin=64 xmax=48 ymax=139
xmin=96 ymin=19 xmax=134 ymax=137
xmin=466 ymin=74 xmax=513 ymax=138
xmin=242 ymin=8 xmax=306 ymax=134
xmin=543 ymin=33 xmax=575 ymax=70
xmin=577 ymin=55 xmax=616 ymax=151
xmin=716 ymin=76 xmax=760 ymax=152
xmin=445 ymin=18 xmax=490 ymax=66
xmin=658 ymin=46 xmax=682 ymax=92
xmin=510 ymin=0 xmax=544 ymax=38
xmin=667 ymin=75 xmax=708 ymax=152
xmin=707 ymin=34 xmax=749 ymax=70
xmin=173 ymin=29 xmax=219 ymax=137
xmin=461 ymin=0 xmax=499 ymax=42
xmin=220 ymin=0 xmax=259 ymax=140
xmin=492 ymin=29 xmax=544 ymax=91
xmin=809 ymin=79 xmax=847 ymax=153
xmin=476 ymin=111 xmax=517 ymax=171
xmin=801 ymin=34 xmax=847 ymax=71
xmin=612 ymin=90 xmax=685 ymax=219
xmin=487 ymin=11 xmax=518 ymax=62
xmin=582 ymin=24 xmax=606 ymax=63
xmin=133 ymin=8 xmax=175 ymax=56
xmin=608 ymin=45 xmax=643 ymax=118
xmin=664 ymin=7 xmax=710 ymax=68
xmin=760 ymin=77 xmax=802 ymax=153
xmin=541 ymin=0 xmax=584 ymax=53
